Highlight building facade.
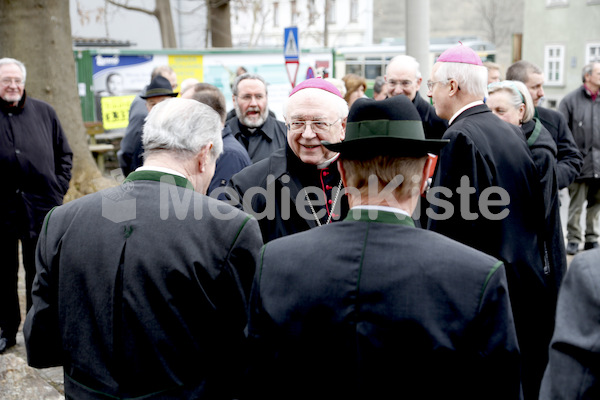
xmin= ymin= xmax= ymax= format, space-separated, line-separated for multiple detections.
xmin=522 ymin=0 xmax=600 ymax=107
xmin=230 ymin=0 xmax=373 ymax=48
xmin=229 ymin=0 xmax=523 ymax=79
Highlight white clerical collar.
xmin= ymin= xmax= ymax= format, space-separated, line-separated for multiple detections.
xmin=449 ymin=100 xmax=484 ymax=125
xmin=135 ymin=166 xmax=187 ymax=178
xmin=352 ymin=205 xmax=411 ymax=218
xmin=317 ymin=153 xmax=340 ymax=169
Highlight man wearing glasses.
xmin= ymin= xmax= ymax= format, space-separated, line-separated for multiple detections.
xmin=385 ymin=55 xmax=448 ymax=140
xmin=227 ymin=73 xmax=287 ymax=163
xmin=426 ymin=44 xmax=558 ymax=400
xmin=227 ymin=78 xmax=350 ymax=243
xmin=0 ymin=57 xmax=72 ymax=354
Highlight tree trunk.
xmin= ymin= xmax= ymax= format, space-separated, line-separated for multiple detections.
xmin=106 ymin=0 xmax=178 ymax=49
xmin=0 ymin=0 xmax=116 ymax=201
xmin=156 ymin=0 xmax=177 ymax=48
xmin=209 ymin=0 xmax=232 ymax=47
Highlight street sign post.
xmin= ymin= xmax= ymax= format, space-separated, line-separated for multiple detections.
xmin=284 ymin=26 xmax=300 ymax=88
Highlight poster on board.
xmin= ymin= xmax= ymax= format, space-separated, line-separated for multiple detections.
xmin=92 ymin=54 xmax=170 ymax=130
xmin=91 ymin=51 xmax=331 ymax=130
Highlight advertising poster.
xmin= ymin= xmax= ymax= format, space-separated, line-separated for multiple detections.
xmin=92 ymin=54 xmax=170 ymax=130
xmin=91 ymin=51 xmax=332 ymax=129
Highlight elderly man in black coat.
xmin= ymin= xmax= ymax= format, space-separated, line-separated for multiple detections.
xmin=427 ymin=43 xmax=556 ymax=400
xmin=227 ymin=78 xmax=350 ymax=242
xmin=24 ymin=98 xmax=263 ymax=400
xmin=245 ymin=95 xmax=521 ymax=399
xmin=0 ymin=57 xmax=72 ymax=354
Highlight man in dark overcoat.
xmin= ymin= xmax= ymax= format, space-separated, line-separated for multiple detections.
xmin=226 ymin=73 xmax=287 ymax=163
xmin=24 ymin=98 xmax=263 ymax=399
xmin=244 ymin=95 xmax=521 ymax=399
xmin=227 ymin=78 xmax=350 ymax=242
xmin=506 ymin=60 xmax=582 ymax=193
xmin=385 ymin=54 xmax=448 ymax=140
xmin=426 ymin=43 xmax=557 ymax=400
xmin=181 ymin=82 xmax=251 ymax=200
xmin=0 ymin=57 xmax=72 ymax=354
xmin=118 ymin=75 xmax=178 ymax=176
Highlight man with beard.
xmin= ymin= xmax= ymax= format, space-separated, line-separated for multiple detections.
xmin=182 ymin=82 xmax=251 ymax=199
xmin=227 ymin=73 xmax=287 ymax=163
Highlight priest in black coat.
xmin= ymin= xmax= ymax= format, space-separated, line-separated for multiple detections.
xmin=426 ymin=44 xmax=556 ymax=400
xmin=245 ymin=95 xmax=521 ymax=399
xmin=227 ymin=78 xmax=350 ymax=243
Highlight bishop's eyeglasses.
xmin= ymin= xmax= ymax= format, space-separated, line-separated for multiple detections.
xmin=286 ymin=118 xmax=341 ymax=134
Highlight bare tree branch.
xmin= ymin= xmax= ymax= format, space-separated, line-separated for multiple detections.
xmin=106 ymin=0 xmax=157 ymax=17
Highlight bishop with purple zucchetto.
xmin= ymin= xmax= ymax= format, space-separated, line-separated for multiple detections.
xmin=426 ymin=42 xmax=564 ymax=400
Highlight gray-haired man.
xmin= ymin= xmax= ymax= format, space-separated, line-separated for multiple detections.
xmin=226 ymin=73 xmax=287 ymax=163
xmin=25 ymin=98 xmax=263 ymax=399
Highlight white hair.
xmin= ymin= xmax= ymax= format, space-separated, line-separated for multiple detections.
xmin=0 ymin=58 xmax=27 ymax=83
xmin=143 ymin=98 xmax=223 ymax=161
xmin=487 ymin=80 xmax=534 ymax=123
xmin=386 ymin=55 xmax=421 ymax=79
xmin=434 ymin=62 xmax=488 ymax=98
xmin=282 ymin=88 xmax=349 ymax=120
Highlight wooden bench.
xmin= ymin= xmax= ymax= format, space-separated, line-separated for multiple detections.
xmin=85 ymin=122 xmax=115 ymax=173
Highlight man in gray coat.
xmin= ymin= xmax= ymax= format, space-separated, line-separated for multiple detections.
xmin=540 ymin=247 xmax=600 ymax=399
xmin=24 ymin=98 xmax=263 ymax=399
xmin=560 ymin=61 xmax=600 ymax=254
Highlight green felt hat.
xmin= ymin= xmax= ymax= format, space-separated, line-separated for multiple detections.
xmin=322 ymin=95 xmax=448 ymax=158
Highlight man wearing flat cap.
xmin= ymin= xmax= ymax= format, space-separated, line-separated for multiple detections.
xmin=226 ymin=78 xmax=350 ymax=242
xmin=427 ymin=43 xmax=557 ymax=399
xmin=118 ymin=75 xmax=178 ymax=176
xmin=244 ymin=95 xmax=521 ymax=399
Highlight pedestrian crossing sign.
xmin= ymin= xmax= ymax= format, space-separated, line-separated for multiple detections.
xmin=284 ymin=27 xmax=299 ymax=62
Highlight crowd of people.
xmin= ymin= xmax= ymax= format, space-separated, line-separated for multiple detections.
xmin=1 ymin=46 xmax=600 ymax=398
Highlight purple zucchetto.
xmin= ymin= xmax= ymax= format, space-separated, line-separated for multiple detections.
xmin=437 ymin=42 xmax=483 ymax=66
xmin=289 ymin=77 xmax=343 ymax=98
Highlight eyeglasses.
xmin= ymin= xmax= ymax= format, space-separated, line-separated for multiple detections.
xmin=236 ymin=94 xmax=265 ymax=102
xmin=0 ymin=78 xmax=24 ymax=87
xmin=387 ymin=79 xmax=414 ymax=88
xmin=286 ymin=118 xmax=341 ymax=134
xmin=426 ymin=80 xmax=448 ymax=91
